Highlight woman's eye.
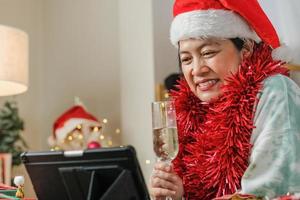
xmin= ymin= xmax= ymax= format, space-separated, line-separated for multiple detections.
xmin=201 ymin=51 xmax=217 ymax=57
xmin=181 ymin=57 xmax=192 ymax=64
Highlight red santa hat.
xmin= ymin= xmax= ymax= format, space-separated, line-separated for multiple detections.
xmin=170 ymin=0 xmax=289 ymax=61
xmin=52 ymin=105 xmax=101 ymax=143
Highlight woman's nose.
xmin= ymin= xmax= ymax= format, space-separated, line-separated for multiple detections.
xmin=191 ymin=59 xmax=210 ymax=76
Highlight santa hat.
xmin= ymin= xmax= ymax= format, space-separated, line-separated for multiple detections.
xmin=52 ymin=105 xmax=101 ymax=143
xmin=170 ymin=0 xmax=289 ymax=61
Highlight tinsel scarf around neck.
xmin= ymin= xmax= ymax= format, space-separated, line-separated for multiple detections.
xmin=171 ymin=43 xmax=289 ymax=200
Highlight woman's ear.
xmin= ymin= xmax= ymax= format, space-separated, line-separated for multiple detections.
xmin=241 ymin=39 xmax=254 ymax=59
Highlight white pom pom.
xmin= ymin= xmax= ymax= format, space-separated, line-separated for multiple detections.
xmin=14 ymin=176 xmax=25 ymax=186
xmin=272 ymin=44 xmax=293 ymax=62
xmin=74 ymin=97 xmax=87 ymax=110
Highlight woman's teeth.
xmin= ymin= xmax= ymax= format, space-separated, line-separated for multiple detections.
xmin=198 ymin=80 xmax=218 ymax=90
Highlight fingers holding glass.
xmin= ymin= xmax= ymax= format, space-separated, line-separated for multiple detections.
xmin=151 ymin=170 xmax=178 ymax=190
xmin=150 ymin=187 xmax=176 ymax=199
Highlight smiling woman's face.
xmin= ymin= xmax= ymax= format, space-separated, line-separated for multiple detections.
xmin=179 ymin=38 xmax=245 ymax=102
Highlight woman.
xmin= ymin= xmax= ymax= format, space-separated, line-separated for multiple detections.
xmin=150 ymin=0 xmax=300 ymax=199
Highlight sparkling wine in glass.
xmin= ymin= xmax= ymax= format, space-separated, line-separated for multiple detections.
xmin=152 ymin=101 xmax=179 ymax=164
xmin=152 ymin=101 xmax=179 ymax=200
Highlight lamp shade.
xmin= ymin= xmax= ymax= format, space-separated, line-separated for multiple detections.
xmin=0 ymin=25 xmax=28 ymax=96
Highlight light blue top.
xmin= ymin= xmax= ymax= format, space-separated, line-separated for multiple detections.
xmin=241 ymin=74 xmax=300 ymax=198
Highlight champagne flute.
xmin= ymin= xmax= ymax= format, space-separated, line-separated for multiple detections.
xmin=152 ymin=101 xmax=179 ymax=200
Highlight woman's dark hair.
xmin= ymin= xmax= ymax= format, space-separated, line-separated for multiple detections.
xmin=164 ymin=73 xmax=181 ymax=91
xmin=230 ymin=38 xmax=244 ymax=51
xmin=177 ymin=37 xmax=245 ymax=71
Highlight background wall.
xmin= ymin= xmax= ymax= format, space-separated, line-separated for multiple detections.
xmin=42 ymin=0 xmax=121 ymax=148
xmin=118 ymin=0 xmax=179 ymax=184
xmin=259 ymin=0 xmax=300 ymax=85
xmin=153 ymin=0 xmax=178 ymax=84
xmin=118 ymin=0 xmax=156 ymax=185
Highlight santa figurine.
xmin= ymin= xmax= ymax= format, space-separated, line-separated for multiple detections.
xmin=48 ymin=98 xmax=103 ymax=150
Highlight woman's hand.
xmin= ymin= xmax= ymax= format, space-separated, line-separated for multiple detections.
xmin=149 ymin=162 xmax=184 ymax=200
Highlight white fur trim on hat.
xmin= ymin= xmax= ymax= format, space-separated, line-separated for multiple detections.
xmin=170 ymin=9 xmax=261 ymax=47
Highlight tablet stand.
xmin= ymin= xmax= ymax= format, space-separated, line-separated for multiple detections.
xmin=59 ymin=165 xmax=140 ymax=200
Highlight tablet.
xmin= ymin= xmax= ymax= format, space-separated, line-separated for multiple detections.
xmin=21 ymin=145 xmax=150 ymax=200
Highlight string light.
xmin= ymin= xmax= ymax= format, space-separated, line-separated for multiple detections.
xmin=72 ymin=132 xmax=78 ymax=138
xmin=54 ymin=146 xmax=60 ymax=151
xmin=145 ymin=160 xmax=151 ymax=164
xmin=67 ymin=135 xmax=73 ymax=141
xmin=164 ymin=93 xmax=169 ymax=99
xmin=53 ymin=117 xmax=123 ymax=149
xmin=115 ymin=128 xmax=121 ymax=134
xmin=78 ymin=134 xmax=83 ymax=140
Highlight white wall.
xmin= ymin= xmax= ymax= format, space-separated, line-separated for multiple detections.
xmin=118 ymin=0 xmax=156 ymax=185
xmin=259 ymin=0 xmax=300 ymax=85
xmin=42 ymin=0 xmax=121 ymax=148
xmin=290 ymin=72 xmax=300 ymax=86
xmin=153 ymin=0 xmax=178 ymax=84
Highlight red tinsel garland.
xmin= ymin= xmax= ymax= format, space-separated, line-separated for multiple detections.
xmin=171 ymin=43 xmax=289 ymax=200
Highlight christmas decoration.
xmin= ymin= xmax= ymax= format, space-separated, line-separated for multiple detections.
xmin=273 ymin=193 xmax=300 ymax=200
xmin=49 ymin=101 xmax=103 ymax=150
xmin=0 ymin=178 xmax=35 ymax=199
xmin=213 ymin=193 xmax=300 ymax=200
xmin=171 ymin=43 xmax=288 ymax=199
xmin=49 ymin=98 xmax=121 ymax=150
xmin=87 ymin=141 xmax=101 ymax=149
xmin=0 ymin=101 xmax=27 ymax=166
xmin=14 ymin=176 xmax=24 ymax=198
